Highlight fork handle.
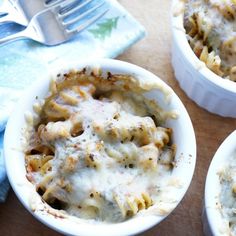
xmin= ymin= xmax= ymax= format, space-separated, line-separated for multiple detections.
xmin=0 ymin=13 xmax=14 ymax=25
xmin=0 ymin=12 xmax=7 ymax=16
xmin=0 ymin=29 xmax=27 ymax=45
xmin=0 ymin=13 xmax=27 ymax=25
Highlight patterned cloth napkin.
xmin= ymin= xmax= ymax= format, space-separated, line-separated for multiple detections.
xmin=0 ymin=0 xmax=145 ymax=202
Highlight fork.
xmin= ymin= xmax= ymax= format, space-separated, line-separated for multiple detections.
xmin=0 ymin=0 xmax=65 ymax=26
xmin=0 ymin=0 xmax=108 ymax=46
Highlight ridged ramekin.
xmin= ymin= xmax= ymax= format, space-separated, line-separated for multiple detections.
xmin=4 ymin=59 xmax=196 ymax=236
xmin=171 ymin=0 xmax=236 ymax=118
xmin=204 ymin=130 xmax=236 ymax=236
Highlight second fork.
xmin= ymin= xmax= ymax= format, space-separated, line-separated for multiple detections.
xmin=0 ymin=0 xmax=65 ymax=26
xmin=0 ymin=0 xmax=108 ymax=46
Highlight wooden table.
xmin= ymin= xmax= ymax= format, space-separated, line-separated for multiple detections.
xmin=1 ymin=1 xmax=236 ymax=235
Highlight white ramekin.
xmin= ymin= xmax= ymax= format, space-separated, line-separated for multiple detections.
xmin=204 ymin=130 xmax=236 ymax=236
xmin=4 ymin=59 xmax=196 ymax=236
xmin=171 ymin=0 xmax=236 ymax=118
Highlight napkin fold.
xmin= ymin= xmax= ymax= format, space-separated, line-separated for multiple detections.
xmin=0 ymin=0 xmax=145 ymax=202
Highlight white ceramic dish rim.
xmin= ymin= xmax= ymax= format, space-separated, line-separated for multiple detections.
xmin=4 ymin=59 xmax=196 ymax=236
xmin=205 ymin=130 xmax=236 ymax=236
xmin=171 ymin=0 xmax=236 ymax=95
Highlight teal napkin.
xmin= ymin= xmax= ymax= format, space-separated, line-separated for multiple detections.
xmin=0 ymin=0 xmax=145 ymax=202
xmin=0 ymin=131 xmax=10 ymax=201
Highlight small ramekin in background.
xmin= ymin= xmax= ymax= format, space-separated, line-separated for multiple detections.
xmin=4 ymin=59 xmax=196 ymax=236
xmin=204 ymin=130 xmax=236 ymax=236
xmin=171 ymin=0 xmax=236 ymax=118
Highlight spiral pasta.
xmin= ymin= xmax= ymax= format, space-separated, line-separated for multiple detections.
xmin=184 ymin=0 xmax=236 ymax=81
xmin=25 ymin=69 xmax=176 ymax=222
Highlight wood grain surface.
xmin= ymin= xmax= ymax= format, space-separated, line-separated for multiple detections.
xmin=1 ymin=1 xmax=236 ymax=235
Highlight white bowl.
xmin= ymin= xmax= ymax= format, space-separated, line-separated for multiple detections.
xmin=204 ymin=130 xmax=236 ymax=236
xmin=4 ymin=59 xmax=196 ymax=236
xmin=171 ymin=0 xmax=236 ymax=118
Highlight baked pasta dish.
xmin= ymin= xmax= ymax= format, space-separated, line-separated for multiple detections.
xmin=24 ymin=68 xmax=177 ymax=222
xmin=219 ymin=153 xmax=236 ymax=235
xmin=184 ymin=0 xmax=236 ymax=81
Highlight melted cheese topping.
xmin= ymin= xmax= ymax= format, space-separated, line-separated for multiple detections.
xmin=25 ymin=69 xmax=177 ymax=222
xmin=184 ymin=0 xmax=236 ymax=81
xmin=219 ymin=153 xmax=236 ymax=235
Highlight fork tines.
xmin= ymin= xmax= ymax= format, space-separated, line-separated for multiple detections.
xmin=55 ymin=0 xmax=108 ymax=34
